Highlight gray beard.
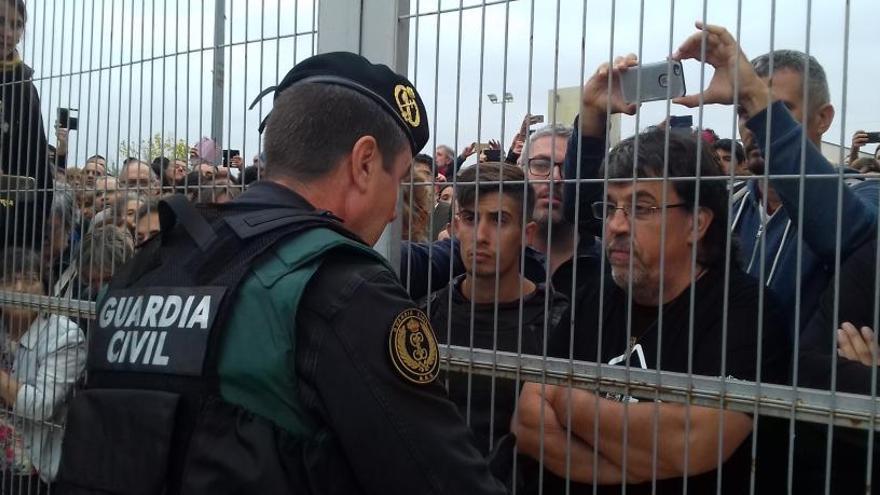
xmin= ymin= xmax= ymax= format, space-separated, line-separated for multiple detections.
xmin=610 ymin=266 xmax=660 ymax=306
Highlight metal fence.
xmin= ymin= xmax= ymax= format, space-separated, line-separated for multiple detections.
xmin=1 ymin=0 xmax=879 ymax=493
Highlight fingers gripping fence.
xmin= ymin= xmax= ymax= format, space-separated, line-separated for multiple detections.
xmin=0 ymin=0 xmax=878 ymax=493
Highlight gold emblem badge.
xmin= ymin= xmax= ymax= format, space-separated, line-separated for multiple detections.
xmin=393 ymin=84 xmax=421 ymax=128
xmin=388 ymin=308 xmax=439 ymax=384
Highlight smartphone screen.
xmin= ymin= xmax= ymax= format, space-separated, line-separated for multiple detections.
xmin=57 ymin=108 xmax=79 ymax=130
xmin=222 ymin=149 xmax=241 ymax=167
xmin=483 ymin=149 xmax=502 ymax=162
xmin=619 ymin=61 xmax=686 ymax=104
xmin=866 ymin=132 xmax=880 ymax=144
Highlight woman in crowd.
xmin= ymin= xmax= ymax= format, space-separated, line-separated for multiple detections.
xmin=0 ymin=248 xmax=86 ymax=493
xmin=401 ymin=166 xmax=432 ymax=242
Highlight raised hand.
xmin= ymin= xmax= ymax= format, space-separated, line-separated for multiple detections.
xmin=579 ymin=53 xmax=639 ymax=137
xmin=671 ymin=21 xmax=769 ymax=117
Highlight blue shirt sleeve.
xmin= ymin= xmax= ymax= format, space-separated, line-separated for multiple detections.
xmin=746 ymin=101 xmax=877 ymax=262
xmin=399 ymin=239 xmax=463 ymax=300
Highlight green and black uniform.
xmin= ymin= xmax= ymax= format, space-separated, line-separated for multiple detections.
xmin=58 ymin=182 xmax=508 ymax=494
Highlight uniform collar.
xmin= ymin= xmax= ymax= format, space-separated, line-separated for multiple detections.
xmin=234 ymin=180 xmax=318 ymax=211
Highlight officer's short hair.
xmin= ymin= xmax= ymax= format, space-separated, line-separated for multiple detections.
xmin=263 ymin=83 xmax=409 ymax=182
xmin=455 ymin=162 xmax=535 ymax=223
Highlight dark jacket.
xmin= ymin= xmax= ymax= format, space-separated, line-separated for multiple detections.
xmin=732 ymin=101 xmax=879 ymax=336
xmin=797 ymin=239 xmax=880 ymax=494
xmin=0 ymin=60 xmax=50 ymax=250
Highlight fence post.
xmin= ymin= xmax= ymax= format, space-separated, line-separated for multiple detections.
xmin=317 ymin=0 xmax=411 ymax=271
xmin=211 ymin=0 xmax=226 ymax=151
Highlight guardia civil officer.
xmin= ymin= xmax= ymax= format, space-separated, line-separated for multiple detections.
xmin=56 ymin=53 xmax=509 ymax=494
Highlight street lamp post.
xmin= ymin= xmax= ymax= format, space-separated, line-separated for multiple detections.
xmin=487 ymin=92 xmax=514 ymax=104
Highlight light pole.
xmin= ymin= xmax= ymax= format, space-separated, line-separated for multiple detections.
xmin=487 ymin=92 xmax=514 ymax=104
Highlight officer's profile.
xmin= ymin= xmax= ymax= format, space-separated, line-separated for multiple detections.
xmin=56 ymin=52 xmax=509 ymax=495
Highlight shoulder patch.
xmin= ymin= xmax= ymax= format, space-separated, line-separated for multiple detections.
xmin=388 ymin=308 xmax=439 ymax=384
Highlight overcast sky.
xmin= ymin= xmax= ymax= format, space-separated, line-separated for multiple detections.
xmin=21 ymin=0 xmax=880 ymax=168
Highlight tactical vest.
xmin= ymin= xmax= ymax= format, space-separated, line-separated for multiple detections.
xmin=57 ymin=195 xmax=391 ymax=495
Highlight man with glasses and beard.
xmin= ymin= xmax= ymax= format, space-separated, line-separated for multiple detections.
xmin=515 ymin=51 xmax=788 ymax=494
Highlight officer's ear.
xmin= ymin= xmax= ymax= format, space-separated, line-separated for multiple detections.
xmin=349 ymin=135 xmax=382 ymax=192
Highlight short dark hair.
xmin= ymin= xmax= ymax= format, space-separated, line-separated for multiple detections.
xmin=455 ymin=162 xmax=535 ymax=224
xmin=413 ymin=153 xmax=434 ymax=171
xmin=263 ymin=83 xmax=409 ymax=182
xmin=602 ymin=130 xmax=731 ymax=269
xmin=151 ymin=156 xmax=170 ymax=180
xmin=86 ymin=154 xmax=106 ymax=163
xmin=7 ymin=0 xmax=26 ymax=23
xmin=714 ymin=138 xmax=745 ymax=164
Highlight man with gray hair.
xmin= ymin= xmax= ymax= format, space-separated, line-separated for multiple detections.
xmin=521 ymin=124 xmax=578 ymax=278
xmin=75 ymin=224 xmax=134 ymax=301
xmin=675 ymin=34 xmax=878 ymax=337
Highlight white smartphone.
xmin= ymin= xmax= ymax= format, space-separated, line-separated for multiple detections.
xmin=619 ymin=60 xmax=686 ymax=104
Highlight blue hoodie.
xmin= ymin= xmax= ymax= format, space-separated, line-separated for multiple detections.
xmin=733 ymin=101 xmax=879 ymax=337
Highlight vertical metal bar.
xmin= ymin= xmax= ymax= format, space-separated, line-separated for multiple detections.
xmin=211 ymin=0 xmax=226 ymax=147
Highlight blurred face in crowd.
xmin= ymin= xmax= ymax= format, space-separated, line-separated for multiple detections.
xmin=715 ymin=148 xmax=739 ymax=175
xmin=0 ymin=271 xmax=42 ymax=328
xmin=43 ymin=215 xmax=69 ymax=264
xmin=413 ymin=161 xmax=432 ymax=178
xmin=602 ymin=180 xmax=710 ymax=304
xmin=524 ymin=134 xmax=567 ymax=226
xmin=78 ymin=192 xmax=96 ymax=221
xmin=438 ymin=185 xmax=454 ymax=204
xmin=455 ymin=192 xmax=535 ymax=279
xmin=195 ymin=162 xmax=216 ymax=179
xmin=93 ymin=176 xmax=119 ymax=212
xmin=120 ymin=162 xmax=158 ymax=195
xmin=166 ymin=159 xmax=188 ymax=183
xmin=435 ymin=147 xmax=453 ymax=168
xmin=121 ymin=197 xmax=145 ymax=234
xmin=135 ymin=210 xmax=160 ymax=246
xmin=738 ymin=68 xmax=832 ymax=174
xmin=83 ymin=160 xmax=107 ymax=187
xmin=0 ymin=3 xmax=24 ymax=60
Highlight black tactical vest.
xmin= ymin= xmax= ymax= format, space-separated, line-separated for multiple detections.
xmin=57 ymin=194 xmax=361 ymax=495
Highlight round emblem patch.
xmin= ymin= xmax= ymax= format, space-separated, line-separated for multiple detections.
xmin=388 ymin=308 xmax=439 ymax=384
xmin=393 ymin=84 xmax=421 ymax=128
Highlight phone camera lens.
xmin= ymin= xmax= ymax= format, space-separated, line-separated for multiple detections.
xmin=673 ymin=64 xmax=681 ymax=76
xmin=658 ymin=73 xmax=669 ymax=88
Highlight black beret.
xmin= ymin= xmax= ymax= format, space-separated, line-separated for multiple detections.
xmin=250 ymin=51 xmax=429 ymax=155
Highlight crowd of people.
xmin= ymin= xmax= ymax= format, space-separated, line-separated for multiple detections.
xmin=0 ymin=0 xmax=877 ymax=491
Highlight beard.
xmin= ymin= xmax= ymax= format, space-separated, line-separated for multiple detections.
xmin=606 ymin=239 xmax=660 ymax=304
xmin=745 ymin=144 xmax=765 ymax=175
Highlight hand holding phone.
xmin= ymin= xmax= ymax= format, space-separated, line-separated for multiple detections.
xmin=57 ymin=108 xmax=79 ymax=131
xmin=619 ymin=61 xmax=686 ymax=104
